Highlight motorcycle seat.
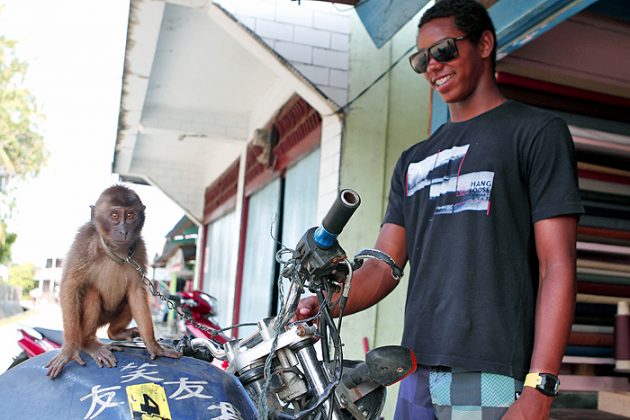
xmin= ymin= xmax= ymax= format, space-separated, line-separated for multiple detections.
xmin=33 ymin=327 xmax=64 ymax=345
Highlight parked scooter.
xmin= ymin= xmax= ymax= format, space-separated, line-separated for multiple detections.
xmin=0 ymin=189 xmax=415 ymax=419
xmin=168 ymin=290 xmax=229 ymax=344
xmin=169 ymin=289 xmax=231 ymax=369
xmin=7 ymin=326 xmax=62 ymax=369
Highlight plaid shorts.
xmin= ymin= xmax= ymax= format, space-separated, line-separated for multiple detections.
xmin=394 ymin=366 xmax=524 ymax=420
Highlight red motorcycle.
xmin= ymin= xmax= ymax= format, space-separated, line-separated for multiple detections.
xmin=8 ymin=325 xmax=62 ymax=369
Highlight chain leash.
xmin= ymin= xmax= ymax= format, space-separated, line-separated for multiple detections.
xmin=123 ymin=255 xmax=223 ymax=338
xmin=111 ymin=240 xmax=402 ymax=346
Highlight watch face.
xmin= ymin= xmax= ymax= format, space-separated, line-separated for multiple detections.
xmin=539 ymin=374 xmax=559 ymax=396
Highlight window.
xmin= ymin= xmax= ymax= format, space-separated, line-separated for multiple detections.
xmin=238 ymin=149 xmax=320 ymax=335
xmin=203 ymin=210 xmax=236 ymax=328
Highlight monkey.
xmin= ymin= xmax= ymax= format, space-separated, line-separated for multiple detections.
xmin=45 ymin=185 xmax=181 ymax=379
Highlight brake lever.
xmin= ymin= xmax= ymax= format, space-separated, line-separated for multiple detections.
xmin=175 ymin=336 xmax=218 ymax=363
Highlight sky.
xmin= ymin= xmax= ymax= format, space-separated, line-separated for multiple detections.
xmin=0 ymin=0 xmax=184 ymax=265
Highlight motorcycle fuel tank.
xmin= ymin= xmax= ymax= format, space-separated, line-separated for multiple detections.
xmin=0 ymin=347 xmax=257 ymax=419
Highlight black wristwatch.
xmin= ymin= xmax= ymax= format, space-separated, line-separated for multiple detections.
xmin=524 ymin=372 xmax=560 ymax=397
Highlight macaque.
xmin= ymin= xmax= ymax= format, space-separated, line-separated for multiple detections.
xmin=46 ymin=185 xmax=180 ymax=379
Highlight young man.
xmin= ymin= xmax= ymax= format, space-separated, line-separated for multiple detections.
xmin=299 ymin=0 xmax=583 ymax=418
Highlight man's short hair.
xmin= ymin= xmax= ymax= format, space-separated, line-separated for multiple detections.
xmin=419 ymin=0 xmax=497 ymax=71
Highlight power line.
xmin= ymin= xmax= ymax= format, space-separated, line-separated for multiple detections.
xmin=334 ymin=43 xmax=416 ymax=116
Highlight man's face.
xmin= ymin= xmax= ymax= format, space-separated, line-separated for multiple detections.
xmin=417 ymin=17 xmax=485 ymax=104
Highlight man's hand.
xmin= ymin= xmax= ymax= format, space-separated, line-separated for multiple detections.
xmin=294 ymin=223 xmax=407 ymax=321
xmin=296 ymin=295 xmax=320 ymax=320
xmin=503 ymin=387 xmax=554 ymax=420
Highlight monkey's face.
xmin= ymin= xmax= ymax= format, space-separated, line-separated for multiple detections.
xmin=100 ymin=206 xmax=145 ymax=246
xmin=93 ymin=186 xmax=146 ymax=248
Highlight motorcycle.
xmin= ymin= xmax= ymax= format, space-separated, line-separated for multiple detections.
xmin=168 ymin=290 xmax=228 ymax=345
xmin=169 ymin=290 xmax=231 ymax=370
xmin=0 ymin=189 xmax=415 ymax=419
xmin=7 ymin=325 xmax=62 ymax=369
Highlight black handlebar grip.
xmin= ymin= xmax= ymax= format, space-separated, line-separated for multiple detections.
xmin=321 ymin=189 xmax=361 ymax=235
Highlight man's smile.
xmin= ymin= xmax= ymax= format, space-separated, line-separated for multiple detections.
xmin=433 ymin=72 xmax=455 ymax=87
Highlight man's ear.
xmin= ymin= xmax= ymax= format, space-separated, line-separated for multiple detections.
xmin=478 ymin=30 xmax=494 ymax=60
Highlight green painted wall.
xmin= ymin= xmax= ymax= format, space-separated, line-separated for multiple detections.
xmin=337 ymin=11 xmax=432 ymax=418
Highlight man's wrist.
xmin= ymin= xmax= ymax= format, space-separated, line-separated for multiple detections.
xmin=524 ymin=372 xmax=560 ymax=397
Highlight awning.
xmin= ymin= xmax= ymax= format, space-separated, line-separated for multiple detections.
xmin=114 ymin=1 xmax=339 ymax=222
xmin=355 ymin=0 xmax=432 ymax=48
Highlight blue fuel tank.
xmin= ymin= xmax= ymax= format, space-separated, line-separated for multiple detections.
xmin=0 ymin=347 xmax=257 ymax=419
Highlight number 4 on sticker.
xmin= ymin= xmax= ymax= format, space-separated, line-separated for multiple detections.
xmin=126 ymin=383 xmax=172 ymax=420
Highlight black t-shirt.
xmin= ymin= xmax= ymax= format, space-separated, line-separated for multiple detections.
xmin=383 ymin=100 xmax=584 ymax=380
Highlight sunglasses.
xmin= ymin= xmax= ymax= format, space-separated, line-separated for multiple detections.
xmin=409 ymin=35 xmax=468 ymax=74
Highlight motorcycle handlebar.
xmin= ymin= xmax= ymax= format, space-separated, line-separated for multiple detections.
xmin=313 ymin=189 xmax=361 ymax=249
xmin=321 ymin=189 xmax=361 ymax=235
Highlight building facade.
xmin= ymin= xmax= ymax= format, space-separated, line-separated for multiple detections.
xmin=115 ymin=0 xmax=630 ymax=415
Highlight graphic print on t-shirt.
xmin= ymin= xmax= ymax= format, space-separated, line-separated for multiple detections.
xmin=406 ymin=144 xmax=494 ymax=215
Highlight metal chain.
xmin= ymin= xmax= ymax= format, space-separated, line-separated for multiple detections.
xmin=123 ymin=255 xmax=224 ymax=338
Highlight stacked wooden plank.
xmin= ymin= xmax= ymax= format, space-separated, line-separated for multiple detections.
xmin=562 ymin=125 xmax=630 ymax=389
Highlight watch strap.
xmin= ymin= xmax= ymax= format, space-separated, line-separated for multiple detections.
xmin=524 ymin=372 xmax=560 ymax=396
xmin=524 ymin=372 xmax=542 ymax=389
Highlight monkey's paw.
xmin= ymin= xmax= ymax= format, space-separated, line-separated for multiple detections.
xmin=148 ymin=344 xmax=182 ymax=360
xmin=45 ymin=348 xmax=86 ymax=379
xmin=84 ymin=341 xmax=120 ymax=369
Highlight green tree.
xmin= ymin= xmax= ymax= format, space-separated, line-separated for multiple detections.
xmin=0 ymin=22 xmax=48 ymax=262
xmin=0 ymin=219 xmax=16 ymax=264
xmin=8 ymin=262 xmax=36 ymax=294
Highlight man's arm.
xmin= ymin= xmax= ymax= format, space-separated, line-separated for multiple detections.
xmin=297 ymin=223 xmax=408 ymax=318
xmin=530 ymin=215 xmax=578 ymax=377
xmin=505 ymin=215 xmax=578 ymax=419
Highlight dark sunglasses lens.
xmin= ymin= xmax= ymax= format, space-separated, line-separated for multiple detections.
xmin=431 ymin=39 xmax=458 ymax=62
xmin=410 ymin=51 xmax=429 ymax=74
xmin=410 ymin=38 xmax=460 ymax=74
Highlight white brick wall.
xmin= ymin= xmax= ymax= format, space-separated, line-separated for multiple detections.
xmin=214 ymin=0 xmax=350 ymax=106
xmin=312 ymin=48 xmax=348 ymax=70
xmin=313 ymin=10 xmax=350 ymax=34
xmin=294 ymin=26 xmax=331 ymax=48
xmin=274 ymin=41 xmax=312 ymax=64
xmin=331 ymin=33 xmax=349 ymax=51
xmin=293 ymin=63 xmax=329 ymax=85
xmin=255 ymin=19 xmax=294 ymax=41
xmin=276 ymin=4 xmax=313 ymax=27
xmin=329 ymin=69 xmax=347 ymax=88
